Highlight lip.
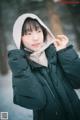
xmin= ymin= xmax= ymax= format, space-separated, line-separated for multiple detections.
xmin=32 ymin=43 xmax=41 ymax=47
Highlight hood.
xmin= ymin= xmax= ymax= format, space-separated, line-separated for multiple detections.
xmin=13 ymin=13 xmax=56 ymax=49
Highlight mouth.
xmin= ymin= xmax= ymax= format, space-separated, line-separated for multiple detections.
xmin=31 ymin=43 xmax=41 ymax=47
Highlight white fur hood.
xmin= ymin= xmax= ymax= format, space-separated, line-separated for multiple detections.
xmin=13 ymin=13 xmax=56 ymax=49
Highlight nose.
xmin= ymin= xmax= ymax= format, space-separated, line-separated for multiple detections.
xmin=33 ymin=32 xmax=38 ymax=41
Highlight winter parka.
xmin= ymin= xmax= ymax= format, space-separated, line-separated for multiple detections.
xmin=8 ymin=44 xmax=80 ymax=120
xmin=8 ymin=13 xmax=80 ymax=120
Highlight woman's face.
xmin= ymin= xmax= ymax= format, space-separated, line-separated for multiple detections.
xmin=21 ymin=26 xmax=44 ymax=51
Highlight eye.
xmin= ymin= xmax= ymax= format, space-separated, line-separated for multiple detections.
xmin=38 ymin=30 xmax=42 ymax=33
xmin=27 ymin=32 xmax=32 ymax=35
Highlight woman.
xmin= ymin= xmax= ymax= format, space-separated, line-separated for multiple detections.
xmin=8 ymin=13 xmax=80 ymax=120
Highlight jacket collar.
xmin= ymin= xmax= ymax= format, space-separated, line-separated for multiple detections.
xmin=24 ymin=44 xmax=57 ymax=69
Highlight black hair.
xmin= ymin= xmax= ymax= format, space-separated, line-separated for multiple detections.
xmin=21 ymin=18 xmax=47 ymax=41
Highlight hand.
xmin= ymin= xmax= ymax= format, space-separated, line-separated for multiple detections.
xmin=53 ymin=35 xmax=69 ymax=51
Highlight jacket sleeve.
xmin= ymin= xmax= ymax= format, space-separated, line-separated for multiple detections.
xmin=57 ymin=45 xmax=80 ymax=89
xmin=8 ymin=49 xmax=46 ymax=110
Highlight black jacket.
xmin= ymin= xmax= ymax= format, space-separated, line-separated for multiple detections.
xmin=8 ymin=44 xmax=80 ymax=120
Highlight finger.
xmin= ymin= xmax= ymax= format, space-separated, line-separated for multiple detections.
xmin=56 ymin=35 xmax=69 ymax=41
xmin=54 ymin=39 xmax=61 ymax=46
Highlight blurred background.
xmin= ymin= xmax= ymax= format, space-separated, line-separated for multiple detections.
xmin=0 ymin=0 xmax=80 ymax=119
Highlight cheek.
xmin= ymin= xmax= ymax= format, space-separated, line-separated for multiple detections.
xmin=22 ymin=36 xmax=28 ymax=42
xmin=38 ymin=32 xmax=44 ymax=41
xmin=40 ymin=34 xmax=44 ymax=42
xmin=22 ymin=36 xmax=29 ymax=44
xmin=21 ymin=37 xmax=32 ymax=48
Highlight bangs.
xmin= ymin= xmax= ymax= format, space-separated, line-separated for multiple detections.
xmin=22 ymin=18 xmax=41 ymax=35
